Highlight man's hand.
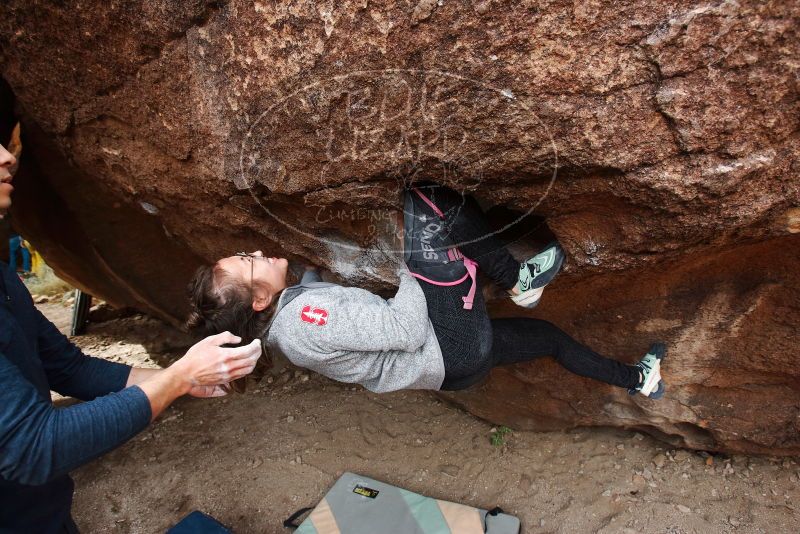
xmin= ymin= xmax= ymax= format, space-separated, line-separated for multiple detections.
xmin=187 ymin=384 xmax=229 ymax=398
xmin=136 ymin=332 xmax=261 ymax=420
xmin=128 ymin=370 xmax=229 ymax=397
xmin=167 ymin=332 xmax=262 ymax=394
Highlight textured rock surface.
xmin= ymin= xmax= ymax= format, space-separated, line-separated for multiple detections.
xmin=1 ymin=0 xmax=798 ymax=454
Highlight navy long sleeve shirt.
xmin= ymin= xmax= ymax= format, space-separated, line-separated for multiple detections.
xmin=0 ymin=263 xmax=152 ymax=533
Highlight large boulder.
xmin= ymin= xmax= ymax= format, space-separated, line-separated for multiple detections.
xmin=1 ymin=0 xmax=797 ymax=454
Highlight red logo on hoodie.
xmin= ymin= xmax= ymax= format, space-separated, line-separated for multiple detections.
xmin=300 ymin=305 xmax=328 ymax=326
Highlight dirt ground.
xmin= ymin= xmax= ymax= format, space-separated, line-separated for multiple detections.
xmin=38 ymin=303 xmax=799 ymax=534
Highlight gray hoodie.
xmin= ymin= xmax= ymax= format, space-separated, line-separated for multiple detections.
xmin=264 ymin=270 xmax=445 ymax=393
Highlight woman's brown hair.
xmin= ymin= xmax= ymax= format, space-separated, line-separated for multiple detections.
xmin=185 ymin=263 xmax=279 ymax=392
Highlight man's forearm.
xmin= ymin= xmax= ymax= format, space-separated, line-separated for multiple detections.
xmin=125 ymin=367 xmax=161 ymax=387
xmin=126 ymin=368 xmax=189 ymax=421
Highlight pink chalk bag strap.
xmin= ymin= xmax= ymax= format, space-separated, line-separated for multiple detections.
xmin=407 ymin=188 xmax=478 ymax=310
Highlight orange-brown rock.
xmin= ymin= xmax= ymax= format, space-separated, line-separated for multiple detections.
xmin=0 ymin=0 xmax=797 ymax=454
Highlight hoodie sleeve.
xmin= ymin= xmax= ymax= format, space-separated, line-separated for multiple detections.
xmin=315 ymin=271 xmax=431 ymax=353
xmin=0 ymin=352 xmax=151 ymax=486
xmin=34 ymin=306 xmax=132 ymax=400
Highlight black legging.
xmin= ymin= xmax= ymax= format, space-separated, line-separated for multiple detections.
xmin=410 ymin=184 xmax=640 ymax=391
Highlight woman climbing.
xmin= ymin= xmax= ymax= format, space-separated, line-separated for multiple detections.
xmin=186 ymin=184 xmax=665 ymax=397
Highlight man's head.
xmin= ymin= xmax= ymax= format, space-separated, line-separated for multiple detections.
xmin=0 ymin=143 xmax=16 ymax=210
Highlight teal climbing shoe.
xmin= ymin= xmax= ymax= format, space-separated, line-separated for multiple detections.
xmin=511 ymin=241 xmax=565 ymax=308
xmin=630 ymin=343 xmax=667 ymax=399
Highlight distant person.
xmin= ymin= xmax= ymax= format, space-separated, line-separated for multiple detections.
xmin=25 ymin=239 xmax=44 ymax=278
xmin=0 ymin=141 xmax=263 ymax=533
xmin=188 ymin=183 xmax=666 ymax=398
xmin=8 ymin=232 xmax=30 ymax=276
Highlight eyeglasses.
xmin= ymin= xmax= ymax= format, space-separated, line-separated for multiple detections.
xmin=234 ymin=252 xmax=270 ymax=260
xmin=234 ymin=252 xmax=268 ymax=301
